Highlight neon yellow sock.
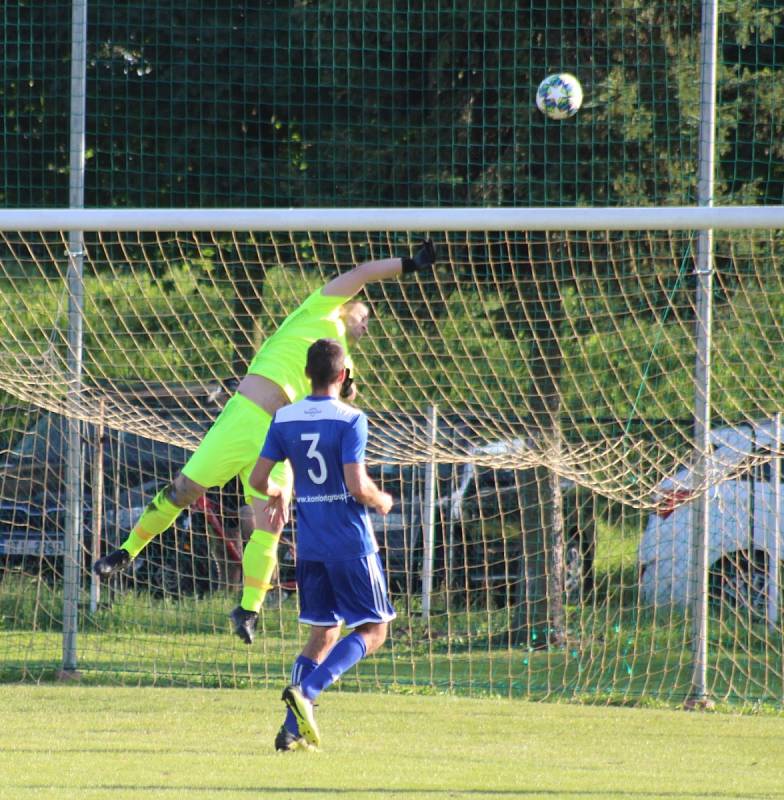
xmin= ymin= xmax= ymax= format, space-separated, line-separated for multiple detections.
xmin=241 ymin=529 xmax=279 ymax=613
xmin=121 ymin=489 xmax=183 ymax=559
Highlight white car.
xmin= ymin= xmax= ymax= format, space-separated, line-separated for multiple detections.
xmin=639 ymin=419 xmax=784 ymax=621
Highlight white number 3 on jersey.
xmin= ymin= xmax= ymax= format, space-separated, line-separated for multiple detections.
xmin=301 ymin=433 xmax=328 ymax=484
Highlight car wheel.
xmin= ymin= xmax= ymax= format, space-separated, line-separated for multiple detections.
xmin=135 ymin=534 xmax=196 ymax=598
xmin=176 ymin=514 xmax=228 ymax=597
xmin=149 ymin=558 xmax=187 ymax=597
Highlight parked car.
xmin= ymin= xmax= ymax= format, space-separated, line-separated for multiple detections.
xmin=639 ymin=419 xmax=784 ymax=621
xmin=0 ymin=495 xmax=79 ymax=563
xmin=440 ymin=441 xmax=595 ymax=608
xmin=370 ymin=436 xmax=595 ymax=607
xmin=2 ymin=399 xmax=595 ymax=609
xmin=0 ymin=387 xmax=244 ymax=597
xmin=367 ymin=459 xmax=421 ymax=595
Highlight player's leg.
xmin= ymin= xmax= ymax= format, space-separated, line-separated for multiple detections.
xmin=93 ymin=472 xmax=206 ymax=576
xmin=230 ymin=457 xmax=292 ymax=644
xmin=241 ymin=493 xmax=285 ymax=612
xmin=276 ymin=648 xmax=319 ymax=751
xmin=127 ymin=473 xmax=205 ymax=557
xmin=277 ymin=623 xmax=340 ymax=752
xmin=284 ymin=555 xmax=393 ymax=749
xmin=279 ymin=559 xmax=342 ymax=749
xmin=229 ymin=491 xmax=282 ymax=643
xmin=294 ymin=554 xmax=395 ymax=728
xmin=94 ymin=393 xmax=265 ymax=579
xmin=285 ymin=619 xmax=388 ymax=745
xmin=281 ymin=550 xmax=396 ymax=748
xmin=299 ymin=622 xmax=389 ymax=702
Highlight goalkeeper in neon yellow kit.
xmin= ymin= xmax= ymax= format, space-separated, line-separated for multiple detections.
xmin=93 ymin=240 xmax=437 ymax=644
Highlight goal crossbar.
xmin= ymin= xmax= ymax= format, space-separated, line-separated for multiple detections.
xmin=0 ymin=206 xmax=782 ymax=232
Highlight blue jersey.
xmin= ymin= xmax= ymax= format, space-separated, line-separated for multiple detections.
xmin=261 ymin=396 xmax=378 ymax=562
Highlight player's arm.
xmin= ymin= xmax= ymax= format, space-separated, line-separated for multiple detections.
xmin=344 ymin=462 xmax=393 ymax=515
xmin=250 ymin=456 xmax=289 ymax=526
xmin=322 ymin=240 xmax=437 ymax=298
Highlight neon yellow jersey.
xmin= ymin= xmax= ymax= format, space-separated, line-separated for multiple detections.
xmin=247 ymin=288 xmax=354 ymax=402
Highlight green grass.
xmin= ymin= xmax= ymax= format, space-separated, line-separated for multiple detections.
xmin=1 ymin=684 xmax=783 ymax=800
xmin=4 ymin=571 xmax=784 ymax=706
xmin=594 ymin=514 xmax=642 ymax=576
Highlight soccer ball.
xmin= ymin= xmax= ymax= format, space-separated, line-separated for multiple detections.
xmin=536 ymin=73 xmax=583 ymax=120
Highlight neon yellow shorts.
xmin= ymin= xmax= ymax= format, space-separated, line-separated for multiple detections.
xmin=181 ymin=393 xmax=292 ymax=504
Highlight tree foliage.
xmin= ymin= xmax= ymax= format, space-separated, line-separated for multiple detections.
xmin=2 ymin=1 xmax=782 ymax=210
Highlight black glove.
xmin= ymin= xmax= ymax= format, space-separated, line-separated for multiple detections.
xmin=340 ymin=367 xmax=355 ymax=399
xmin=401 ymin=239 xmax=437 ymax=274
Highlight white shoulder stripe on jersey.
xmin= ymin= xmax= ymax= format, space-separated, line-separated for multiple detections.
xmin=275 ymin=398 xmax=361 ymax=425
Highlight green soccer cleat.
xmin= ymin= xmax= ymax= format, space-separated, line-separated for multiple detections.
xmin=281 ymin=685 xmax=321 ymax=749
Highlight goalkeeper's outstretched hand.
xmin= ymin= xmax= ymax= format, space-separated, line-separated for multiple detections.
xmin=402 ymin=239 xmax=437 ymax=274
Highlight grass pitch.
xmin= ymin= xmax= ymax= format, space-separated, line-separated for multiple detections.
xmin=1 ymin=685 xmax=782 ymax=800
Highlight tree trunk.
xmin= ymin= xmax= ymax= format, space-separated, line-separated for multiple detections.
xmin=514 ymin=249 xmax=566 ymax=648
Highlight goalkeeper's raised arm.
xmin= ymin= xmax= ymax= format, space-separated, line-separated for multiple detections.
xmin=320 ymin=239 xmax=437 ymax=300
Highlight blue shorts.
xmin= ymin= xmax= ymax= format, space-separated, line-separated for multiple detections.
xmin=296 ymin=552 xmax=396 ymax=628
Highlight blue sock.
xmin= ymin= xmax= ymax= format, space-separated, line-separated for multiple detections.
xmin=301 ymin=631 xmax=367 ymax=703
xmin=284 ymin=655 xmax=317 ymax=734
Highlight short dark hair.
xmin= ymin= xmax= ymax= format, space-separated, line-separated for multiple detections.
xmin=306 ymin=338 xmax=346 ymax=389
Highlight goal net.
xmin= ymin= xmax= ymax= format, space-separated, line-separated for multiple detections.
xmin=1 ymin=208 xmax=783 ymax=705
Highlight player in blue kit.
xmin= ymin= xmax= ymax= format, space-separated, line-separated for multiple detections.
xmin=250 ymin=338 xmax=395 ymax=751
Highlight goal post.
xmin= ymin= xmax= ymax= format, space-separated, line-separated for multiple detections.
xmin=1 ymin=206 xmax=783 ymax=704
